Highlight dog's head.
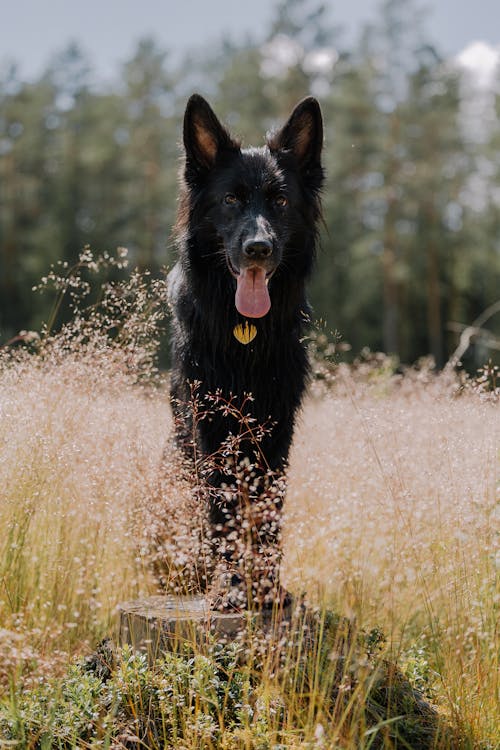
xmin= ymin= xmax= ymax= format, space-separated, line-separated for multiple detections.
xmin=181 ymin=94 xmax=323 ymax=318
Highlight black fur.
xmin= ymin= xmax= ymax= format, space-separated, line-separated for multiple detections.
xmin=169 ymin=94 xmax=324 ymax=607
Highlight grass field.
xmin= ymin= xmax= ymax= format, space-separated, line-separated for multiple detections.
xmin=0 ymin=264 xmax=498 ymax=747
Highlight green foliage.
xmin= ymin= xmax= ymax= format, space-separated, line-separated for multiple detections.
xmin=0 ymin=645 xmax=254 ymax=749
xmin=1 ymin=665 xmax=104 ymax=747
xmin=400 ymin=641 xmax=439 ymax=700
xmin=0 ymin=619 xmax=455 ymax=750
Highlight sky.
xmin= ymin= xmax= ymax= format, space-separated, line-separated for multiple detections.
xmin=1 ymin=0 xmax=500 ymax=83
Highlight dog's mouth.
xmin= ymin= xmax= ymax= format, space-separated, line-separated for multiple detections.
xmin=226 ymin=256 xmax=273 ymax=319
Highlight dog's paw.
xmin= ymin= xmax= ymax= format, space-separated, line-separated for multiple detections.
xmin=207 ymin=572 xmax=249 ymax=612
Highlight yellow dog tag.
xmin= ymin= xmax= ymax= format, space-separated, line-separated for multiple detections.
xmin=233 ymin=321 xmax=257 ymax=344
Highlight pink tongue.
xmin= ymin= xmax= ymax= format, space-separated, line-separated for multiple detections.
xmin=235 ymin=267 xmax=271 ymax=318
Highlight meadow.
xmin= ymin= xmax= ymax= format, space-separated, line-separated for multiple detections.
xmin=0 ymin=258 xmax=498 ymax=748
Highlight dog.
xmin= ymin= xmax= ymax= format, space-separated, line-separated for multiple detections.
xmin=168 ymin=93 xmax=324 ymax=609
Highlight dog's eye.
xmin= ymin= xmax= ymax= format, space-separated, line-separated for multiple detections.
xmin=224 ymin=193 xmax=238 ymax=205
xmin=275 ymin=195 xmax=288 ymax=208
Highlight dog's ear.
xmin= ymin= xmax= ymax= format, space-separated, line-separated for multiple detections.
xmin=268 ymin=97 xmax=323 ymax=170
xmin=183 ymin=94 xmax=238 ymax=176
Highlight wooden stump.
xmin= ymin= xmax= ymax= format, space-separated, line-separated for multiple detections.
xmin=118 ymin=595 xmax=293 ymax=662
xmin=119 ymin=595 xmax=246 ymax=660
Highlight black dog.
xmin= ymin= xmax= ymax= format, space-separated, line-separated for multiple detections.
xmin=169 ymin=94 xmax=324 ymax=609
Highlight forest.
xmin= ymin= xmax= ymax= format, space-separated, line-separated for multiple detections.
xmin=1 ymin=0 xmax=500 ymax=368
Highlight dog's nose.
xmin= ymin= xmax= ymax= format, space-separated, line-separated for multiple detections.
xmin=242 ymin=239 xmax=273 ymax=260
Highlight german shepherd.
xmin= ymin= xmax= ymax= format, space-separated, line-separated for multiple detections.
xmin=169 ymin=94 xmax=324 ymax=609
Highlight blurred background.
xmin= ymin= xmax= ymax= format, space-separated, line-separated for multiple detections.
xmin=1 ymin=0 xmax=499 ymax=368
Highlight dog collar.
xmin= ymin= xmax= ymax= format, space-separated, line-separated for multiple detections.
xmin=233 ymin=321 xmax=257 ymax=345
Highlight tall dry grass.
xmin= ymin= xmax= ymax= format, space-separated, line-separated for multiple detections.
xmin=286 ymin=370 xmax=499 ymax=741
xmin=0 ymin=252 xmax=185 ymax=676
xmin=0 ymin=353 xmax=168 ymax=654
xmin=0 ymin=257 xmax=498 ymax=745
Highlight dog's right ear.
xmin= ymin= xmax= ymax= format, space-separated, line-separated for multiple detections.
xmin=183 ymin=94 xmax=238 ymax=178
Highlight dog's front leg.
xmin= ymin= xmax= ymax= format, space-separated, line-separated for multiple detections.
xmin=205 ymin=467 xmax=289 ymax=611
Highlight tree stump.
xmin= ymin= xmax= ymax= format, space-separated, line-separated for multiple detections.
xmin=117 ymin=595 xmax=293 ymax=662
xmin=118 ymin=595 xmax=246 ymax=660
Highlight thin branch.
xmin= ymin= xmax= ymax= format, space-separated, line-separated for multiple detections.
xmin=446 ymin=300 xmax=500 ymax=370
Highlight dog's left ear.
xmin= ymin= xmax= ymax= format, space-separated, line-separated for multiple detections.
xmin=268 ymin=97 xmax=323 ymax=170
